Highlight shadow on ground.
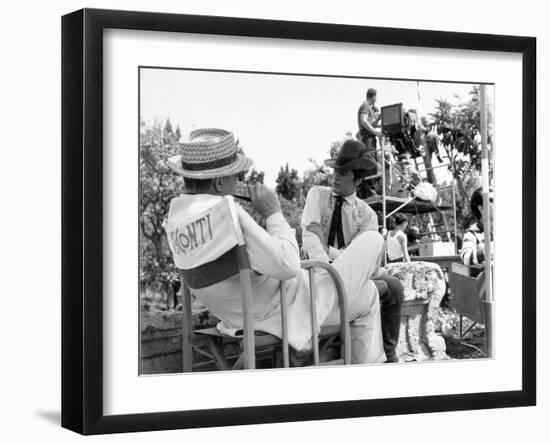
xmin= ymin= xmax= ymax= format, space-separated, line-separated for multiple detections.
xmin=36 ymin=410 xmax=60 ymax=426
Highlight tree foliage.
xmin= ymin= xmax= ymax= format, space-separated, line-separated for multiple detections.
xmin=139 ymin=121 xmax=183 ymax=298
xmin=438 ymin=165 xmax=482 ymax=232
xmin=243 ymin=168 xmax=265 ymax=185
xmin=275 ymin=163 xmax=302 ymax=202
xmin=428 ymin=87 xmax=493 ymax=196
xmin=427 ymin=86 xmax=493 ymax=226
xmin=301 ymin=159 xmax=333 ymax=199
xmin=300 ymin=137 xmax=345 ymax=199
xmin=163 ymin=118 xmax=173 ymax=137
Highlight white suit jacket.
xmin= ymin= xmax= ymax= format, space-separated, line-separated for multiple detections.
xmin=301 ymin=186 xmax=378 ymax=262
xmin=167 ymin=194 xmax=332 ymax=351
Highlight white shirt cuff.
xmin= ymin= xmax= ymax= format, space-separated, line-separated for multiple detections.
xmin=265 ymin=211 xmax=286 ymax=230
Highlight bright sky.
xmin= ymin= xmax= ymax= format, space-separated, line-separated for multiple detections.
xmin=140 ymin=68 xmax=493 ymax=187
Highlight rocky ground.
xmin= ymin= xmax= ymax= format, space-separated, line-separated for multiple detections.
xmin=141 ymin=290 xmax=485 ymax=374
xmin=434 ymin=307 xmax=486 ymax=359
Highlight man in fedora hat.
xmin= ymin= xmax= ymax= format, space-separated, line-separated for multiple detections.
xmin=166 ymin=128 xmax=386 ymax=364
xmin=301 ymin=139 xmax=404 ymax=362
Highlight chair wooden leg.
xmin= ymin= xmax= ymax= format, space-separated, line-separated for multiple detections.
xmin=191 ymin=344 xmax=216 ymax=360
xmin=308 ymin=269 xmax=320 ymax=365
xmin=459 ymin=318 xmax=477 ymax=341
xmin=280 ymin=282 xmax=290 ymax=368
xmin=238 ymin=268 xmax=256 ymax=369
xmin=205 ymin=337 xmax=230 ymax=371
xmin=232 ymin=354 xmax=244 ymax=370
xmin=300 ymin=260 xmax=351 ymax=365
xmin=181 ymin=283 xmax=193 ymax=372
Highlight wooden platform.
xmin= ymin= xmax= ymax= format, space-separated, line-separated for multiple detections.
xmin=365 ymin=195 xmax=451 ymax=214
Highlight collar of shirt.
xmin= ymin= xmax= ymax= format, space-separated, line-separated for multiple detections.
xmin=470 ymin=222 xmax=482 ymax=233
xmin=333 ymin=192 xmax=357 ymax=206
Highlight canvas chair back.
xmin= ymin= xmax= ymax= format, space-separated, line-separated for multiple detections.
xmin=164 ymin=196 xmax=256 ymax=369
xmin=449 ymin=262 xmax=486 ymax=324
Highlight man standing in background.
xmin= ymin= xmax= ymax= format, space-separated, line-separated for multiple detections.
xmin=357 ymin=88 xmax=383 ymax=195
xmin=357 ymin=88 xmax=383 ymax=152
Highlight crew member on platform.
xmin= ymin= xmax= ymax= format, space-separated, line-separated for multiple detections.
xmin=357 ymin=88 xmax=383 ymax=195
xmin=357 ymin=88 xmax=382 ymax=151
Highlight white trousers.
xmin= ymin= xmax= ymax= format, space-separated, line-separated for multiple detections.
xmin=318 ymin=230 xmax=386 ymax=364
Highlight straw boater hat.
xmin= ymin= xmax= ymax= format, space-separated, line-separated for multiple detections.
xmin=168 ymin=128 xmax=253 ymax=179
xmin=324 ymin=139 xmax=377 ymax=171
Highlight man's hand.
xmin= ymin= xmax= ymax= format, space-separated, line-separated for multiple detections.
xmin=247 ymin=183 xmax=282 ymax=219
xmin=306 ymin=222 xmax=329 ymax=254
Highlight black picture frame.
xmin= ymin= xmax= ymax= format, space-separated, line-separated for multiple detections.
xmin=61 ymin=8 xmax=536 ymax=435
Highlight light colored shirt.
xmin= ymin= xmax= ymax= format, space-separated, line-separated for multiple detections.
xmin=301 ymin=186 xmax=378 ymax=263
xmin=357 ymin=100 xmax=380 ymax=135
xmin=386 ymin=230 xmax=407 ymax=260
xmin=460 ymin=223 xmax=490 ymax=265
xmin=167 ymin=194 xmax=328 ymax=351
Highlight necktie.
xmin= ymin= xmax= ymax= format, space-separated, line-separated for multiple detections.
xmin=328 ymin=196 xmax=345 ymax=249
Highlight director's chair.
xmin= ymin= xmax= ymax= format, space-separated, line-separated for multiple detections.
xmin=165 ymin=196 xmax=351 ymax=371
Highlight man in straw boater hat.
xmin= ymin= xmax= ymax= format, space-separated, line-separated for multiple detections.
xmin=165 ymin=128 xmax=385 ymax=364
xmin=301 ymin=139 xmax=404 ymax=363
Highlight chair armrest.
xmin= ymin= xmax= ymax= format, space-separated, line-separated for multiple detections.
xmin=300 ymin=259 xmax=347 ymax=298
xmin=300 ymin=260 xmax=351 ymax=364
xmin=300 ymin=261 xmax=348 ymax=324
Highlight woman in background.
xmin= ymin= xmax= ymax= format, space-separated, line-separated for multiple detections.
xmin=387 ymin=213 xmax=410 ymax=263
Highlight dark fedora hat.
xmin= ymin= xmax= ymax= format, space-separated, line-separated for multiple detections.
xmin=324 ymin=139 xmax=377 ymax=171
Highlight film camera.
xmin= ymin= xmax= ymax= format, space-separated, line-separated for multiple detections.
xmin=380 ymin=103 xmax=422 ymax=158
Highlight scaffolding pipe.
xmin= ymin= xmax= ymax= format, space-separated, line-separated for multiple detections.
xmin=383 ymin=155 xmax=412 ymax=185
xmin=385 ymin=197 xmax=415 ymax=219
xmin=480 ymin=84 xmax=493 ymax=358
xmin=381 ymin=140 xmax=387 ymax=266
xmin=418 ymin=228 xmax=457 ymax=236
xmin=452 ymin=178 xmax=458 ymax=254
xmin=418 ymin=163 xmax=451 ymax=173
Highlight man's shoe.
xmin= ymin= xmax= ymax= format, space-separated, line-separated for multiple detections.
xmin=289 ymin=348 xmax=314 ymax=367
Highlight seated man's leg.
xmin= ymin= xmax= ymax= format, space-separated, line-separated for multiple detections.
xmin=349 ymin=280 xmax=385 ymax=364
xmin=376 ymin=271 xmax=404 ymax=362
xmin=320 ymin=231 xmax=386 ymax=364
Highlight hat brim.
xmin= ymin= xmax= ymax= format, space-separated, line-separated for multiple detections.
xmin=324 ymin=156 xmax=378 ymax=171
xmin=168 ymin=153 xmax=253 ymax=179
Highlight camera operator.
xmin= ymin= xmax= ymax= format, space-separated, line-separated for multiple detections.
xmin=357 ymin=88 xmax=382 ymax=195
xmin=357 ymin=88 xmax=383 ymax=152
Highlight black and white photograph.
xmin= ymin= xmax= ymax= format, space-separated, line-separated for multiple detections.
xmin=0 ymin=0 xmax=545 ymax=440
xmin=139 ymin=67 xmax=495 ymax=374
